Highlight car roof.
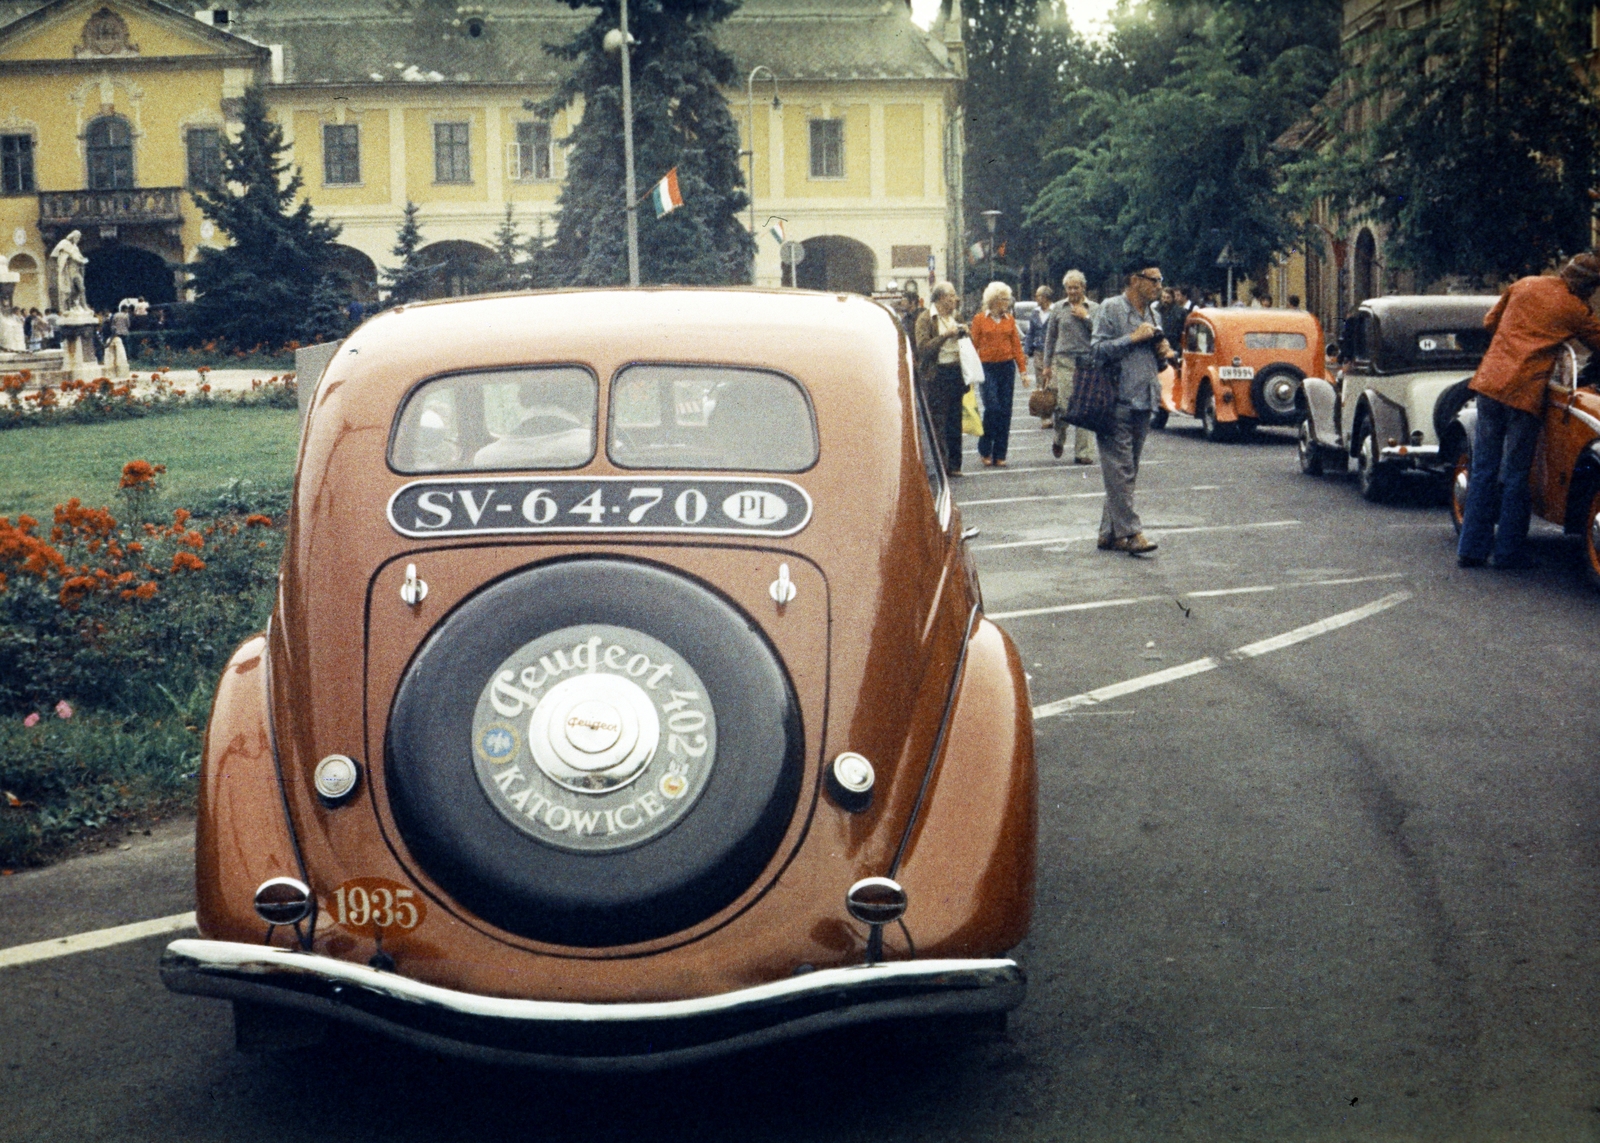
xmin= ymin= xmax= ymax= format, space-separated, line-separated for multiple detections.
xmin=1188 ymin=307 xmax=1321 ymax=333
xmin=1357 ymin=295 xmax=1499 ymax=335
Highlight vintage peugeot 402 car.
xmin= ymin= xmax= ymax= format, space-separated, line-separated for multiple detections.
xmin=1153 ymin=306 xmax=1324 ymax=438
xmin=159 ymin=289 xmax=1037 ymax=1068
xmin=1446 ymin=342 xmax=1600 ymax=587
xmin=1298 ymin=295 xmax=1497 ymax=499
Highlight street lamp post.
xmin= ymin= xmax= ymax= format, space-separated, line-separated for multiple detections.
xmin=980 ymin=209 xmax=1001 ymax=286
xmin=744 ymin=66 xmax=779 ymax=284
xmin=603 ymin=1 xmax=640 ymax=287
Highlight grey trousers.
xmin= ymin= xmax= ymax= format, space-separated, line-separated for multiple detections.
xmin=1049 ymin=356 xmax=1097 ymax=462
xmin=1096 ymin=403 xmax=1149 ymax=541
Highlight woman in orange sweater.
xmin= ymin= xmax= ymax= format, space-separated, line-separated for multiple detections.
xmin=970 ymin=281 xmax=1028 ymax=466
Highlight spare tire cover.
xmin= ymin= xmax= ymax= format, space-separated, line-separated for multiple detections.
xmin=387 ymin=557 xmax=804 ymax=947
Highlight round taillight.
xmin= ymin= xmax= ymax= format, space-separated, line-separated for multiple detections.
xmin=314 ymin=754 xmax=360 ymax=804
xmin=828 ymin=752 xmax=875 ymax=811
xmin=253 ymin=877 xmax=312 ymax=926
xmin=845 ymin=876 xmax=907 ymax=926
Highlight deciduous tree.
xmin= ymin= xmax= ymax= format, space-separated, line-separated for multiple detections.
xmin=1288 ymin=0 xmax=1600 ymax=284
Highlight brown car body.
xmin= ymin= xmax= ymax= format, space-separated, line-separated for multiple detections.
xmin=161 ymin=289 xmax=1037 ymax=1068
xmin=1447 ymin=342 xmax=1600 ymax=587
xmin=1161 ymin=307 xmax=1326 ymax=438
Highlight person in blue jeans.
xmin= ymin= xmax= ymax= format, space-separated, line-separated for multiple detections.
xmin=1458 ymin=253 xmax=1600 ymax=569
xmin=969 ymin=281 xmax=1026 ymax=467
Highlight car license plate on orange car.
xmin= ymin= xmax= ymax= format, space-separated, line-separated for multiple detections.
xmin=1218 ymin=366 xmax=1255 ymax=380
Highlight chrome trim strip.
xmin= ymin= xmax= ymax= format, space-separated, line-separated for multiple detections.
xmin=889 ymin=603 xmax=981 ymax=877
xmin=1379 ymin=445 xmax=1439 ymax=462
xmin=161 ymin=940 xmax=1024 ymax=1070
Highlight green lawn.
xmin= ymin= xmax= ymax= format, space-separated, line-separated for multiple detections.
xmin=0 ymin=407 xmax=302 ymax=521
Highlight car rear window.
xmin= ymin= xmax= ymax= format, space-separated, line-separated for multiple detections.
xmin=390 ymin=367 xmax=598 ymax=473
xmin=1243 ymin=332 xmax=1307 ymax=350
xmin=607 ymin=365 xmax=817 ymax=472
xmin=1417 ymin=330 xmax=1490 ymax=355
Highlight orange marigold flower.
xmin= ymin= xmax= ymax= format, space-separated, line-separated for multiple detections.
xmin=171 ymin=508 xmax=191 ymax=527
xmin=245 ymin=514 xmax=272 ymax=528
xmin=120 ymin=460 xmax=167 ymax=489
xmin=182 ymin=531 xmax=204 ymax=550
xmin=126 ymin=541 xmax=143 ymax=553
xmin=170 ymin=550 xmax=206 ymax=573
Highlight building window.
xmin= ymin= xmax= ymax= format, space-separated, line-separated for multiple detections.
xmin=185 ymin=128 xmax=222 ymax=189
xmin=434 ymin=121 xmax=471 ymax=183
xmin=809 ymin=118 xmax=843 ymax=179
xmin=323 ymin=123 xmax=360 ymax=185
xmin=511 ymin=121 xmax=551 ymax=180
xmin=1 ymin=134 xmax=34 ymax=194
xmin=86 ymin=115 xmax=133 ymax=190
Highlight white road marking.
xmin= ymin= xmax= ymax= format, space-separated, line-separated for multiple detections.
xmin=1031 ymin=592 xmax=1412 ymax=720
xmin=0 ymin=911 xmax=197 ymax=969
xmin=974 ymin=519 xmax=1300 ymax=552
xmin=988 ymin=572 xmax=1405 ymax=621
xmin=958 ymin=484 xmax=1228 ymax=508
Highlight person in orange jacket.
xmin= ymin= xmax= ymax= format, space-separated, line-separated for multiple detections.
xmin=970 ymin=280 xmax=1028 ymax=466
xmin=1458 ymin=252 xmax=1600 ymax=568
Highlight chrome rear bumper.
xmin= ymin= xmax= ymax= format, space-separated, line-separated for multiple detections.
xmin=161 ymin=939 xmax=1025 ymax=1071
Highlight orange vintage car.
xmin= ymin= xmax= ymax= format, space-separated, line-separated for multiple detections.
xmin=1155 ymin=307 xmax=1326 ymax=439
xmin=1446 ymin=342 xmax=1600 ymax=586
xmin=159 ymin=289 xmax=1037 ymax=1069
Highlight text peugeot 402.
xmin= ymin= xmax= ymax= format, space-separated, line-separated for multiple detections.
xmin=159 ymin=289 xmax=1038 ymax=1069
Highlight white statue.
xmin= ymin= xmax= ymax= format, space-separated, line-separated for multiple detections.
xmin=51 ymin=230 xmax=88 ymax=313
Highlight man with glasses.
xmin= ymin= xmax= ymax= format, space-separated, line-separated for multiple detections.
xmin=1090 ymin=260 xmax=1174 ymax=555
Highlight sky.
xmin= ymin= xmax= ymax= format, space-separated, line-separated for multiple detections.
xmin=909 ymin=0 xmax=1120 ymax=37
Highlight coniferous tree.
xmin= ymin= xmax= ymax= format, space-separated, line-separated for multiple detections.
xmin=382 ymin=201 xmax=438 ymax=306
xmin=542 ymin=0 xmax=752 ymax=285
xmin=1288 ymin=0 xmax=1600 ymax=283
xmin=188 ymin=84 xmax=344 ymax=347
xmin=480 ymin=204 xmax=530 ymax=293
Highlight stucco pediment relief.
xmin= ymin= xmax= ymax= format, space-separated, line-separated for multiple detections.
xmin=73 ymin=7 xmax=139 ymax=59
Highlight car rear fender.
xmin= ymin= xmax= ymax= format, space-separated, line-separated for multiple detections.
xmin=1564 ymin=441 xmax=1600 ymax=533
xmin=892 ymin=617 xmax=1036 ymax=957
xmin=1302 ymin=375 xmax=1340 ymax=448
xmin=1359 ymin=390 xmax=1408 ymax=456
xmin=195 ymin=634 xmax=307 ymax=947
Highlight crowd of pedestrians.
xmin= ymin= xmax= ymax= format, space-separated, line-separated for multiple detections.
xmin=910 ymin=264 xmax=1191 ymax=556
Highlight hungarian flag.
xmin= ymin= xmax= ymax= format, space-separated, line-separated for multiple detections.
xmin=649 ymin=168 xmax=683 ymax=218
xmin=768 ymin=217 xmax=786 ymax=246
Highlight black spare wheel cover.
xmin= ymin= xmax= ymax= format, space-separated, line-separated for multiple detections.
xmin=387 ymin=557 xmax=805 ymax=947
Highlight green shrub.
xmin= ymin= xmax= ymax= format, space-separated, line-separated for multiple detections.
xmin=0 ymin=706 xmax=203 ymax=867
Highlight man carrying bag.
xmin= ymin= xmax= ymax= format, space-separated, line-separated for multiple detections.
xmin=1085 ymin=259 xmax=1174 ymax=555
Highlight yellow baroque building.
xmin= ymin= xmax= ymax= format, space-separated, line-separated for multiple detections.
xmin=0 ymin=0 xmax=965 ymax=312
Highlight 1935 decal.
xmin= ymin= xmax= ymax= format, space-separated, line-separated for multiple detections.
xmin=387 ymin=476 xmax=813 ymax=539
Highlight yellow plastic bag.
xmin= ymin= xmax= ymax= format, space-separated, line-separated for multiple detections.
xmin=961 ymin=385 xmax=983 ymax=436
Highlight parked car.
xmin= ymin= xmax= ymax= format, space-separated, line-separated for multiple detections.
xmin=160 ymin=288 xmax=1037 ymax=1069
xmin=1155 ymin=307 xmax=1325 ymax=438
xmin=1298 ymin=295 xmax=1497 ymax=499
xmin=1445 ymin=341 xmax=1600 ymax=587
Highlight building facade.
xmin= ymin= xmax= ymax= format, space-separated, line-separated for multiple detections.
xmin=0 ymin=0 xmax=965 ymax=314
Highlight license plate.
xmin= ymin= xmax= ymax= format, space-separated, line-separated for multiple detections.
xmin=1218 ymin=366 xmax=1255 ymax=380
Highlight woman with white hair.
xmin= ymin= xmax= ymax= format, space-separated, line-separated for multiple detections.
xmin=1041 ymin=269 xmax=1098 ymax=464
xmin=969 ymin=280 xmax=1026 ymax=466
xmin=913 ymin=280 xmax=969 ymax=475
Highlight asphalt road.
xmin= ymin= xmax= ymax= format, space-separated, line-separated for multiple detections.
xmin=5 ymin=395 xmax=1600 ymax=1142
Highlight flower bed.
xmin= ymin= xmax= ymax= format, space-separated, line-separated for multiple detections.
xmin=0 ymin=369 xmax=298 ymax=430
xmin=0 ymin=461 xmax=284 ymax=866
